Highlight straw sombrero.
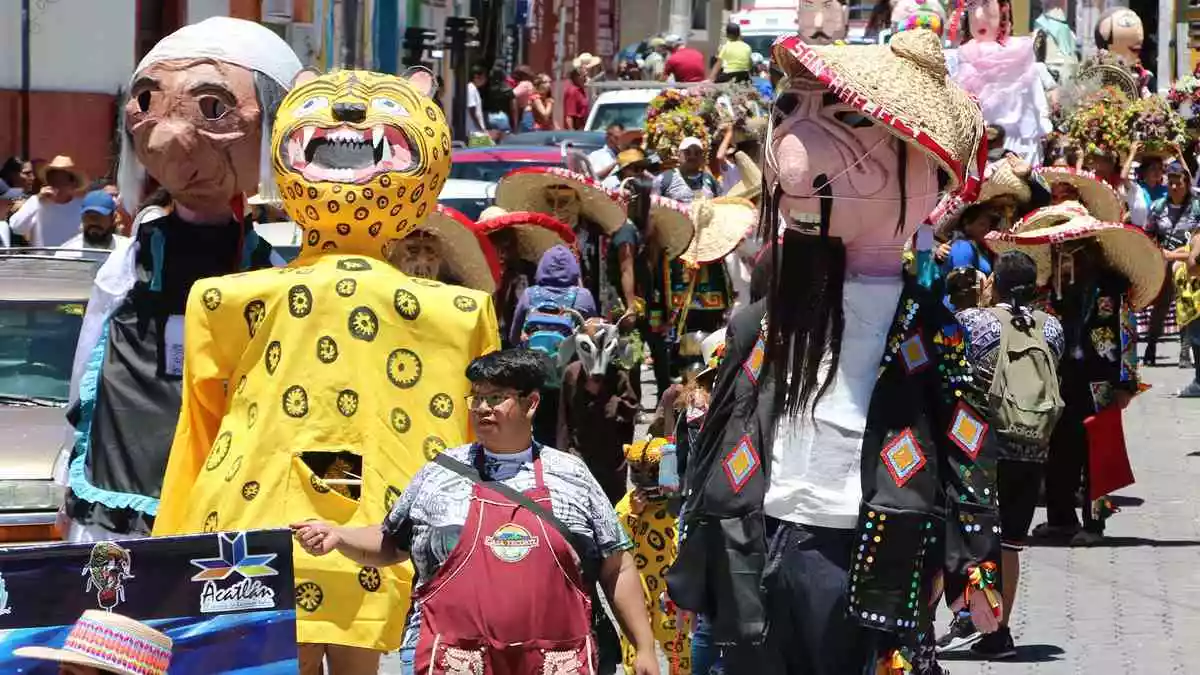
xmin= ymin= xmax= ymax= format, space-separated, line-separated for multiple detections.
xmin=986 ymin=212 xmax=1165 ymax=309
xmin=679 ymin=197 xmax=757 ymax=266
xmin=1009 ymin=201 xmax=1091 ymax=236
xmin=495 ymin=167 xmax=627 ymax=235
xmin=724 ymin=151 xmax=763 ymax=202
xmin=933 ymin=158 xmax=1034 ymax=235
xmin=15 ymin=610 xmax=172 ymax=675
xmin=648 ymin=195 xmax=695 ymax=260
xmin=1033 ymin=167 xmax=1124 ymax=223
xmin=476 ymin=206 xmax=576 ymax=263
xmin=37 ymin=155 xmax=87 ymax=189
xmin=412 ymin=205 xmax=502 ymax=293
xmin=773 ymin=29 xmax=985 ymax=192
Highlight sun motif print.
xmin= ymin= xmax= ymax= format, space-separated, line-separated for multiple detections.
xmin=152 ymin=69 xmax=500 ymax=653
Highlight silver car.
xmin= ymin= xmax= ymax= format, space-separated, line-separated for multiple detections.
xmin=0 ymin=249 xmax=105 ymax=543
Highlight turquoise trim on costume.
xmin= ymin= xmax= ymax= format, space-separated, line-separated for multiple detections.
xmin=67 ymin=319 xmax=161 ymax=516
xmin=150 ymin=229 xmax=165 ymax=292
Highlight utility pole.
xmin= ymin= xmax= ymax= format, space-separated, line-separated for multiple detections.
xmin=342 ymin=0 xmax=360 ymax=68
xmin=20 ymin=0 xmax=30 ymax=159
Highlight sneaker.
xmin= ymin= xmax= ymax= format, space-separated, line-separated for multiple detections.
xmin=1029 ymin=521 xmax=1079 ymax=541
xmin=1069 ymin=529 xmax=1104 ymax=547
xmin=970 ymin=627 xmax=1017 ymax=660
xmin=1179 ymin=381 xmax=1200 ymax=398
xmin=937 ymin=614 xmax=981 ymax=651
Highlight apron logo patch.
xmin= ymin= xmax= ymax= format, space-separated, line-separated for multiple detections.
xmin=485 ymin=523 xmax=540 ymax=563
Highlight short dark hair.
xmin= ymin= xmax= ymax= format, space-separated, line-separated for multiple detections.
xmin=959 ymin=204 xmax=1001 ymax=231
xmin=466 ymin=349 xmax=547 ymax=394
xmin=993 ymin=251 xmax=1039 ymax=305
xmin=726 ymin=22 xmax=741 ymax=38
xmin=471 ymin=65 xmax=488 ymax=79
xmin=606 ymin=123 xmax=624 ymax=133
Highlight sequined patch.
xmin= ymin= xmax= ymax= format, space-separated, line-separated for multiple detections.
xmin=948 ymin=401 xmax=988 ymax=460
xmin=722 ymin=435 xmax=760 ymax=494
xmin=743 ymin=335 xmax=766 ymax=384
xmin=898 ymin=334 xmax=930 ymax=374
xmin=881 ymin=429 xmax=927 ymax=487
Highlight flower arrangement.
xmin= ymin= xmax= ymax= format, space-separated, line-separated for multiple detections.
xmin=645 ymin=89 xmax=713 ymax=160
xmin=1125 ymin=95 xmax=1187 ymax=154
xmin=1167 ymin=75 xmax=1200 ymax=131
xmin=1064 ymin=86 xmax=1134 ymax=159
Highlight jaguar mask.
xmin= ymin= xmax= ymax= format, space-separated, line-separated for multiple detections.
xmin=272 ymin=69 xmax=451 ymax=260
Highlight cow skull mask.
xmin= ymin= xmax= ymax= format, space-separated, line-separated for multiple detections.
xmin=560 ymin=319 xmax=625 ymax=377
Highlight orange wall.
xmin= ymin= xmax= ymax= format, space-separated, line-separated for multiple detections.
xmin=0 ymin=91 xmax=118 ymax=181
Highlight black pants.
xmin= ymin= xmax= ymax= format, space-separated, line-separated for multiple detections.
xmin=532 ymin=388 xmax=559 ymax=447
xmin=715 ymin=70 xmax=752 ymax=84
xmin=640 ymin=319 xmax=673 ymax=401
xmin=1143 ymin=272 xmax=1174 ymax=363
xmin=1044 ymin=401 xmax=1102 ymax=534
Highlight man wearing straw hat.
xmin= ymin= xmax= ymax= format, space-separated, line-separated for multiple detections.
xmin=14 ymin=610 xmax=172 ymax=675
xmin=669 ymin=29 xmax=1003 ymax=674
xmin=63 ymin=18 xmax=301 ymax=544
xmin=8 ymin=155 xmax=87 ymax=247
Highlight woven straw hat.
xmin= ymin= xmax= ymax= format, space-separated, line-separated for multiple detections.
xmin=986 ymin=212 xmax=1165 ymax=309
xmin=648 ymin=195 xmax=695 ymax=260
xmin=495 ymin=167 xmax=626 ymax=235
xmin=476 ymin=206 xmax=576 ymax=263
xmin=933 ymin=158 xmax=1034 ymax=235
xmin=773 ymin=29 xmax=985 ymax=192
xmin=410 ymin=205 xmax=502 ymax=293
xmin=679 ymin=197 xmax=757 ymax=266
xmin=15 ymin=610 xmax=172 ymax=675
xmin=724 ymin=151 xmax=763 ymax=202
xmin=38 ymin=155 xmax=87 ymax=189
xmin=1034 ymin=167 xmax=1124 ymax=222
xmin=1009 ymin=201 xmax=1091 ymax=236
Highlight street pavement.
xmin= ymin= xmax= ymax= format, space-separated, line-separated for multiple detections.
xmin=382 ymin=343 xmax=1200 ymax=674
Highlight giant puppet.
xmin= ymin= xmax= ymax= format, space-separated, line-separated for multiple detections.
xmin=668 ymin=30 xmax=1002 ymax=673
xmin=65 ymin=18 xmax=301 ymax=541
xmin=153 ymin=69 xmax=498 ymax=671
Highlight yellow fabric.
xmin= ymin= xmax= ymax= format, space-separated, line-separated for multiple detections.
xmin=1174 ymin=255 xmax=1200 ymax=329
xmin=717 ymin=40 xmax=753 ymax=74
xmin=154 ymin=70 xmax=499 ymax=652
xmin=615 ymin=493 xmax=691 ymax=675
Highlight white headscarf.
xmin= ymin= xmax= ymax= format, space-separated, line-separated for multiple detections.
xmin=133 ymin=17 xmax=302 ymax=89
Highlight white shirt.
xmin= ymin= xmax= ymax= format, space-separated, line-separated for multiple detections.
xmin=601 ymin=174 xmax=622 ymax=191
xmin=764 ymin=276 xmax=904 ymax=529
xmin=588 ymin=146 xmax=618 ymax=179
xmin=465 ymin=82 xmax=484 ymax=136
xmin=1126 ymin=181 xmax=1149 ymax=228
xmin=9 ymin=196 xmax=85 ymax=247
xmin=720 ymin=159 xmax=741 ymax=195
xmin=55 ymin=232 xmax=131 ymax=261
xmin=0 ymin=221 xmax=10 ymax=248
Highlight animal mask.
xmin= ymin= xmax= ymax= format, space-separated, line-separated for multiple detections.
xmin=272 ymin=69 xmax=451 ymax=260
xmin=559 ymin=319 xmax=628 ymax=377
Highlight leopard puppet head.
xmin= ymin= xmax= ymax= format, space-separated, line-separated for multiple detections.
xmin=272 ymin=68 xmax=451 ymax=260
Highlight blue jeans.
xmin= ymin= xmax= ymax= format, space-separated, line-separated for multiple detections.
xmin=692 ymin=613 xmax=724 ymax=674
xmin=486 ymin=112 xmax=511 ymax=133
xmin=397 ymin=647 xmax=414 ymax=675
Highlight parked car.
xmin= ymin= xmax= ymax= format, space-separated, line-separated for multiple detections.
xmin=501 ymin=131 xmax=607 ymax=154
xmin=438 ymin=179 xmax=496 ymax=221
xmin=450 ymin=145 xmax=593 ymax=183
xmin=254 ymin=220 xmax=303 ymax=262
xmin=0 ymin=250 xmax=107 ymax=543
xmin=585 ymin=88 xmax=660 ymax=132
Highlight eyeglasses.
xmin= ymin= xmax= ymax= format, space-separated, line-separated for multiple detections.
xmin=464 ymin=392 xmax=523 ymax=409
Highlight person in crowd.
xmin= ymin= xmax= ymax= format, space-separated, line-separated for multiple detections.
xmin=656 ymin=137 xmax=721 ymax=203
xmin=564 ymin=67 xmax=591 ymax=130
xmin=1085 ymin=145 xmax=1147 ymax=227
xmin=619 ymin=58 xmax=644 ymax=80
xmin=644 ymin=37 xmax=669 ymax=80
xmin=1137 ymin=155 xmax=1167 ymax=210
xmin=292 ymin=349 xmax=660 ymax=675
xmin=951 ymin=251 xmax=1064 ymax=658
xmin=55 ymin=189 xmax=130 ymax=260
xmin=940 ymin=204 xmax=1001 ymax=305
xmin=465 ymin=65 xmax=489 ymax=141
xmin=510 ymin=243 xmax=598 ymax=348
xmin=25 ymin=158 xmax=46 ymax=194
xmin=709 ymin=22 xmax=753 ymax=83
xmin=604 ymin=148 xmax=651 ymax=191
xmin=1143 ymin=159 xmax=1200 ymax=367
xmin=663 ymin=36 xmax=706 ymax=83
xmin=9 ymin=155 xmax=86 ymax=247
xmin=752 ymin=56 xmax=774 ymax=100
xmin=1178 ymin=232 xmax=1200 ymax=396
xmin=483 ymin=64 xmax=515 ymax=137
xmin=0 ymin=156 xmax=27 ymax=194
xmin=531 ymin=73 xmax=557 ymax=130
xmin=615 ymin=437 xmax=692 ymax=675
xmin=512 ymin=65 xmax=537 ymax=132
xmin=0 ymin=178 xmax=23 ymax=248
xmin=590 ymin=124 xmax=626 ymax=181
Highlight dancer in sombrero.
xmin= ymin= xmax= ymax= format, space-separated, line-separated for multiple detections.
xmin=387 ymin=205 xmax=502 ymax=293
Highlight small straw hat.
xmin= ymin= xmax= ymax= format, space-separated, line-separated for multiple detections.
xmin=38 ymin=155 xmax=88 ymax=189
xmin=647 ymin=195 xmax=695 ymax=260
xmin=15 ymin=610 xmax=173 ymax=675
xmin=724 ymin=151 xmax=763 ymax=202
xmin=411 ymin=205 xmax=502 ymax=293
xmin=773 ymin=29 xmax=985 ymax=192
xmin=679 ymin=197 xmax=757 ymax=266
xmin=495 ymin=167 xmax=627 ymax=235
xmin=933 ymin=158 xmax=1034 ymax=236
xmin=986 ymin=211 xmax=1165 ymax=309
xmin=476 ymin=206 xmax=576 ymax=263
xmin=1033 ymin=166 xmax=1124 ymax=222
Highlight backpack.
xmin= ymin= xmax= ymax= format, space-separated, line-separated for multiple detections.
xmin=521 ymin=287 xmax=582 ymax=386
xmin=986 ymin=306 xmax=1064 ymax=447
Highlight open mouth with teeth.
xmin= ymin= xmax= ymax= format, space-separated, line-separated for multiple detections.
xmin=283 ymin=124 xmax=417 ymax=183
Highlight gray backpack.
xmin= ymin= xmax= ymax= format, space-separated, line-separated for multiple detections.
xmin=986 ymin=306 xmax=1064 ymax=447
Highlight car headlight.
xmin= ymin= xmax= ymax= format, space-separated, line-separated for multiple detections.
xmin=0 ymin=480 xmax=66 ymax=511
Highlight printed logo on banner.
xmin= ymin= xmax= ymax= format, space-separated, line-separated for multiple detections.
xmin=82 ymin=542 xmax=134 ymax=611
xmin=190 ymin=532 xmax=278 ymax=613
xmin=0 ymin=572 xmax=12 ymax=616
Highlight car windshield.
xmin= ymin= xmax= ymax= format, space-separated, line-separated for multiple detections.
xmin=439 ymin=197 xmax=495 ymax=221
xmin=0 ymin=300 xmax=84 ymax=404
xmin=743 ymin=34 xmax=782 ymax=58
xmin=449 ymin=160 xmax=558 ymax=183
xmin=587 ymin=103 xmax=650 ymax=131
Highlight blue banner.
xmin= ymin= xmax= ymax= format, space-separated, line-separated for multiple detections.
xmin=0 ymin=529 xmax=297 ymax=674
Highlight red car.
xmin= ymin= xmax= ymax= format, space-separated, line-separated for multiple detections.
xmin=449 ymin=145 xmax=595 ymax=183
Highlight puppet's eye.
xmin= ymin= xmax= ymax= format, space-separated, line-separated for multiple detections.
xmin=199 ymin=96 xmax=228 ymax=120
xmin=136 ymin=90 xmax=152 ymax=112
xmin=298 ymin=96 xmax=329 ymax=115
xmin=372 ymin=97 xmax=410 ymax=116
xmin=833 ymin=111 xmax=873 ymax=128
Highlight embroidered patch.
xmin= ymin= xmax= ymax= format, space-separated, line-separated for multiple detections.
xmin=722 ymin=435 xmax=760 ymax=493
xmin=440 ymin=645 xmax=484 ymax=674
xmin=881 ymin=429 xmax=927 ymax=487
xmin=947 ymin=402 xmax=988 ymax=460
xmin=898 ymin=334 xmax=930 ymax=374
xmin=743 ymin=335 xmax=766 ymax=384
xmin=485 ymin=523 xmax=540 ymax=563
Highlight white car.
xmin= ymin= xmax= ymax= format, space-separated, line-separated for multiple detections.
xmin=585 ymin=89 xmax=660 ymax=132
xmin=437 ymin=178 xmax=496 ymax=220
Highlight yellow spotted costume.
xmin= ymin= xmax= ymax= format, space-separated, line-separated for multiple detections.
xmin=154 ymin=70 xmax=500 ymax=651
xmin=615 ymin=438 xmax=691 ymax=675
